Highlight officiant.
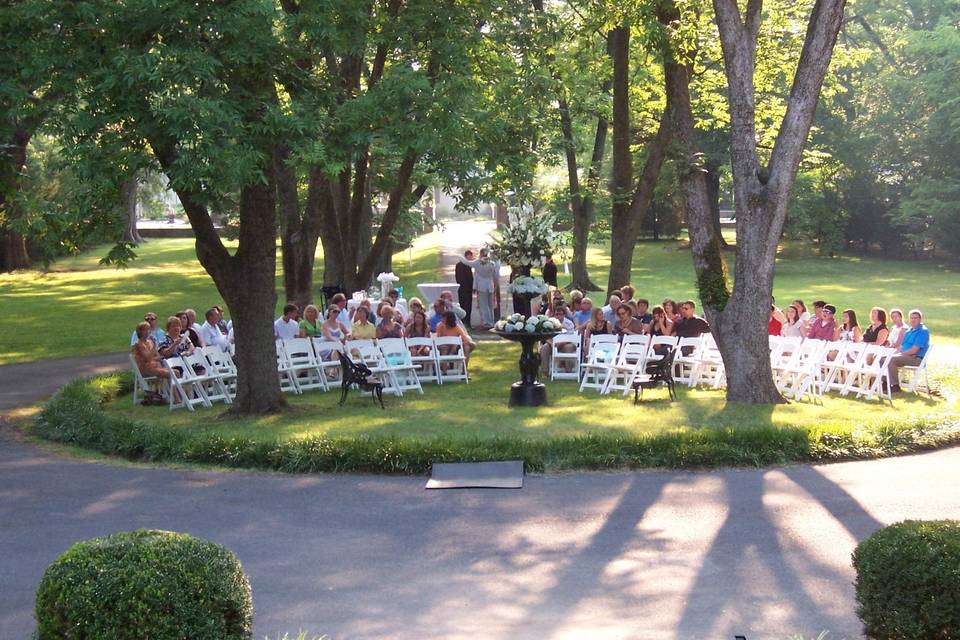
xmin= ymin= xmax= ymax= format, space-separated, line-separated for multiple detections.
xmin=455 ymin=249 xmax=475 ymax=326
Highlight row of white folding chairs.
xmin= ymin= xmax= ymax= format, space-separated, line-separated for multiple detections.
xmin=578 ymin=334 xmax=684 ymax=395
xmin=276 ymin=336 xmax=468 ymax=396
xmin=771 ymin=338 xmax=897 ymax=403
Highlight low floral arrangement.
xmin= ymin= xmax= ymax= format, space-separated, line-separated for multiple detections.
xmin=507 ymin=275 xmax=548 ymax=296
xmin=494 ymin=313 xmax=562 ymax=334
xmin=376 ymin=272 xmax=399 ymax=283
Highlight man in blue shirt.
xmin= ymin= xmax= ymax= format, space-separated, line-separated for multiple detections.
xmin=573 ymin=297 xmax=593 ymax=330
xmin=887 ymin=309 xmax=930 ymax=392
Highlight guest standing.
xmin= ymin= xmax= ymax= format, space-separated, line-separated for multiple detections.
xmin=459 ymin=248 xmax=500 ymax=329
xmin=455 ymin=249 xmax=475 ymax=326
xmin=542 ymin=253 xmax=558 ymax=288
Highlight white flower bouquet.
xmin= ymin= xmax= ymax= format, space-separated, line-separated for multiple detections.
xmin=489 ymin=205 xmax=559 ymax=269
xmin=494 ymin=314 xmax=562 ymax=334
xmin=376 ymin=272 xmax=400 ymax=283
xmin=507 ymin=275 xmax=548 ymax=296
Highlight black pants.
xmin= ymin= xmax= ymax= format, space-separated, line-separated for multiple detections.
xmin=458 ymin=284 xmax=473 ymax=326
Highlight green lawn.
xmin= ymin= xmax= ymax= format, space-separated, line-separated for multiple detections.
xmin=32 ymin=340 xmax=957 ymax=472
xmin=0 ymin=233 xmax=443 ymax=365
xmin=567 ymin=240 xmax=960 ymax=346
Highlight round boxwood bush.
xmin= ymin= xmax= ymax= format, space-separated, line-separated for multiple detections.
xmin=853 ymin=519 xmax=960 ymax=639
xmin=35 ymin=529 xmax=252 ymax=640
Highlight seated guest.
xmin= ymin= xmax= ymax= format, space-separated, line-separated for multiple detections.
xmin=835 ymin=308 xmax=861 ymax=342
xmin=176 ymin=311 xmax=203 ymax=348
xmin=672 ymin=300 xmax=711 ymax=338
xmin=131 ymin=321 xmax=170 ymax=381
xmin=130 ymin=312 xmax=165 ymax=346
xmin=615 ymin=304 xmax=645 ymax=337
xmin=404 ymin=310 xmax=432 ymax=357
xmin=200 ymin=307 xmax=230 ymax=351
xmin=887 ymin=309 xmax=930 ymax=393
xmin=780 ymin=304 xmax=805 ymax=337
xmin=602 ymin=295 xmax=622 ymax=325
xmin=792 ymin=299 xmax=811 ymax=326
xmin=158 ymin=316 xmax=195 ymax=359
xmin=583 ymin=306 xmax=613 ymax=355
xmin=619 ymin=285 xmax=635 ymax=305
xmin=321 ymin=306 xmax=349 ymax=343
xmin=330 ymin=293 xmax=352 ymax=331
xmin=806 ymin=303 xmax=836 ymax=340
xmin=439 ymin=290 xmax=467 ymax=320
xmin=649 ymin=305 xmax=673 ymax=337
xmin=887 ymin=308 xmax=907 ymax=349
xmin=573 ymin=297 xmax=593 ymax=330
xmin=634 ymin=298 xmax=653 ymax=331
xmin=540 ymin=306 xmax=576 ymax=373
xmin=185 ymin=309 xmax=205 ymax=344
xmin=386 ymin=289 xmax=405 ymax=318
xmin=435 ymin=310 xmax=475 ymax=366
xmin=298 ymin=304 xmax=322 ymax=338
xmin=768 ymin=305 xmax=783 ymax=336
xmin=350 ymin=306 xmax=377 ymax=339
xmin=428 ymin=299 xmax=449 ymax=333
xmin=569 ymin=289 xmax=584 ymax=314
xmin=274 ymin=304 xmax=300 ymax=340
xmin=662 ymin=298 xmax=680 ymax=323
xmin=376 ymin=305 xmax=403 ymax=339
xmin=213 ymin=305 xmax=230 ymax=334
xmin=374 ymin=300 xmax=393 ymax=326
xmin=862 ymin=307 xmax=889 ymax=345
xmin=404 ymin=297 xmax=426 ymax=329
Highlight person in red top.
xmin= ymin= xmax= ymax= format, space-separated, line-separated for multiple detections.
xmin=768 ymin=305 xmax=783 ymax=336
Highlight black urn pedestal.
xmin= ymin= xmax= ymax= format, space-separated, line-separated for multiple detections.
xmin=495 ymin=330 xmax=559 ymax=407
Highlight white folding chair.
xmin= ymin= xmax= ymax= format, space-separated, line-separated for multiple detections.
xmin=434 ymin=336 xmax=469 ymax=384
xmin=691 ymin=334 xmax=724 ymax=389
xmin=164 ymin=356 xmax=210 ymax=411
xmin=378 ymin=338 xmax=424 ymax=395
xmin=844 ymin=344 xmax=894 ymax=403
xmin=647 ymin=335 xmax=679 ymax=364
xmin=579 ymin=335 xmax=619 ymax=393
xmin=778 ymin=339 xmax=826 ymax=402
xmin=182 ymin=352 xmax=232 ymax=405
xmin=549 ymin=333 xmax=582 ymax=381
xmin=673 ymin=336 xmax=703 ymax=386
xmin=200 ymin=345 xmax=238 ymax=398
xmin=275 ymin=340 xmax=301 ymax=394
xmin=602 ymin=341 xmax=651 ymax=395
xmin=817 ymin=341 xmax=849 ymax=395
xmin=282 ymin=338 xmax=328 ymax=392
xmin=902 ymin=345 xmax=933 ymax=395
xmin=405 ymin=337 xmax=440 ymax=384
xmin=311 ymin=338 xmax=344 ymax=386
xmin=833 ymin=342 xmax=868 ymax=396
xmin=351 ymin=344 xmax=403 ymax=396
xmin=130 ymin=353 xmax=166 ymax=406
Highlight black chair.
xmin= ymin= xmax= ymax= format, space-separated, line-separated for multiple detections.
xmin=338 ymin=351 xmax=385 ymax=409
xmin=319 ymin=285 xmax=345 ymax=311
xmin=632 ymin=346 xmax=677 ymax=403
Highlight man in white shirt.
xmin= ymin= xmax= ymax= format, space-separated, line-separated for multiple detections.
xmin=199 ymin=308 xmax=231 ymax=351
xmin=274 ymin=303 xmax=300 ymax=341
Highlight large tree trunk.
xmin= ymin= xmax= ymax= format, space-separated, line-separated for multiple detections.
xmin=153 ymin=139 xmax=286 ymax=415
xmin=1 ymin=126 xmax=33 ymax=271
xmin=661 ymin=0 xmax=846 ymax=404
xmin=277 ymin=147 xmax=320 ymax=309
xmin=121 ymin=176 xmax=143 ymax=245
xmin=606 ymin=25 xmax=633 ymax=296
xmin=704 ymin=159 xmax=729 ymax=248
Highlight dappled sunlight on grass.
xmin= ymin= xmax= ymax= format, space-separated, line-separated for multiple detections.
xmin=104 ymin=342 xmax=956 ymax=445
xmin=0 ymin=235 xmax=442 ymax=365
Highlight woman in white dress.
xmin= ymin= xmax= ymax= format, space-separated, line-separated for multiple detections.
xmin=780 ymin=304 xmax=806 ymax=338
xmin=887 ymin=308 xmax=907 ymax=349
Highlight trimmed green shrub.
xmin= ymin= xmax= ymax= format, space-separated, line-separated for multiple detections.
xmin=853 ymin=520 xmax=960 ymax=639
xmin=35 ymin=529 xmax=253 ymax=640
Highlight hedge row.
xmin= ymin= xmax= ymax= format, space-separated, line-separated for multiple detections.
xmin=32 ymin=374 xmax=960 ymax=474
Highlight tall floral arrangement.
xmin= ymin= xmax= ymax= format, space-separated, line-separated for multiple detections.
xmin=489 ymin=205 xmax=560 ymax=269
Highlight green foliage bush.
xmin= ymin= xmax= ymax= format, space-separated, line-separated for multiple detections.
xmin=32 ymin=374 xmax=960 ymax=473
xmin=35 ymin=529 xmax=253 ymax=640
xmin=853 ymin=520 xmax=960 ymax=639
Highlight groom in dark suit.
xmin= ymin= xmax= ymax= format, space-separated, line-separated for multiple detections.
xmin=455 ymin=249 xmax=475 ymax=327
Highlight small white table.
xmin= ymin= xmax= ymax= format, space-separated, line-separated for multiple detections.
xmin=417 ymin=283 xmax=460 ymax=304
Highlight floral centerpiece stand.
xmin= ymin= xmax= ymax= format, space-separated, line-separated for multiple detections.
xmin=494 ymin=314 xmax=562 ymax=407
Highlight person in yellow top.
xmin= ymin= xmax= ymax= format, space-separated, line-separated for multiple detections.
xmin=350 ymin=306 xmax=377 ymax=340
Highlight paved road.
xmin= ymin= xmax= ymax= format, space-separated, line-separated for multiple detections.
xmin=2 ymin=339 xmax=959 ymax=639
